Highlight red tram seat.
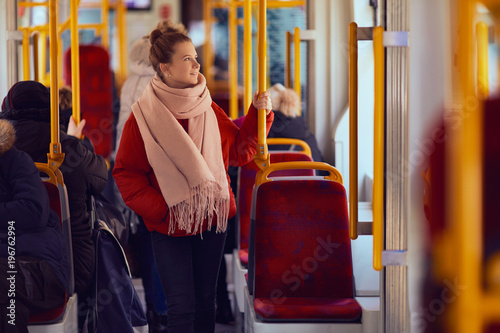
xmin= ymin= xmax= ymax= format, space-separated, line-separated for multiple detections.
xmin=248 ymin=179 xmax=362 ymax=323
xmin=233 ymin=152 xmax=314 ymax=316
xmin=237 ymin=152 xmax=314 ymax=266
xmin=64 ymin=45 xmax=114 ymax=159
xmin=28 ymin=180 xmax=77 ymax=332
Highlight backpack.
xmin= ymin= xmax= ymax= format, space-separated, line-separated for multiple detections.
xmin=86 ymin=220 xmax=148 ymax=333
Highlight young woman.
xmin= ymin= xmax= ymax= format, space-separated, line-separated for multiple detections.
xmin=113 ymin=30 xmax=273 ymax=332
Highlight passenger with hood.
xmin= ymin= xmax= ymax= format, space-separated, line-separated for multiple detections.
xmin=0 ymin=81 xmax=108 ymax=306
xmin=0 ymin=119 xmax=68 ymax=333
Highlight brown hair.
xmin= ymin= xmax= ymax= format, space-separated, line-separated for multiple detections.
xmin=149 ymin=29 xmax=192 ymax=79
xmin=59 ymin=86 xmax=72 ymax=110
xmin=156 ymin=19 xmax=188 ymax=35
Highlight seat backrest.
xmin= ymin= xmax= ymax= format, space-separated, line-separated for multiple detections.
xmin=42 ymin=181 xmax=74 ymax=295
xmin=237 ymin=152 xmax=314 ymax=252
xmin=249 ymin=179 xmax=355 ymax=299
xmin=29 ymin=181 xmax=73 ymax=324
xmin=64 ymin=45 xmax=113 ymax=158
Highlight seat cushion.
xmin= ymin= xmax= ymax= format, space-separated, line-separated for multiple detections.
xmin=254 ymin=297 xmax=362 ymax=322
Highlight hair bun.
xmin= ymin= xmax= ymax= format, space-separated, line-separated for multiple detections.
xmin=149 ymin=29 xmax=162 ymax=45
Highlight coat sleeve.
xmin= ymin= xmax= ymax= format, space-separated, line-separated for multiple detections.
xmin=213 ymin=102 xmax=274 ymax=167
xmin=113 ymin=113 xmax=169 ymax=222
xmin=0 ymin=151 xmax=49 ymax=231
xmin=76 ymin=140 xmax=108 ymax=196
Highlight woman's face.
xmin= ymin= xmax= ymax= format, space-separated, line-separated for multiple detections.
xmin=162 ymin=41 xmax=200 ymax=89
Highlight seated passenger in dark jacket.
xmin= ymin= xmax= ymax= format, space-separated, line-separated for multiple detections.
xmin=0 ymin=81 xmax=108 ymax=298
xmin=0 ymin=119 xmax=69 ymax=333
xmin=267 ymin=84 xmax=325 ymax=163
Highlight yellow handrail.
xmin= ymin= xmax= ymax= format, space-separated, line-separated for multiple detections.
xmin=116 ymin=0 xmax=128 ymax=89
xmin=373 ymin=26 xmax=384 ymax=271
xmin=211 ymin=0 xmax=305 ymax=9
xmin=447 ymin=1 xmax=482 ymax=332
xmin=294 ymin=27 xmax=301 ymax=115
xmin=33 ymin=32 xmax=39 ymax=82
xmin=101 ymin=0 xmax=109 ymax=49
xmin=71 ymin=0 xmax=81 ymax=128
xmin=348 ymin=22 xmax=358 ymax=240
xmin=48 ymin=0 xmax=65 ymax=170
xmin=243 ymin=0 xmax=252 ymax=115
xmin=229 ymin=2 xmax=238 ymax=119
xmin=255 ymin=161 xmax=343 ymax=186
xmin=22 ymin=29 xmax=30 ymax=80
xmin=267 ymin=138 xmax=312 ymax=157
xmin=18 ymin=1 xmax=48 ymax=7
xmin=285 ymin=31 xmax=291 ymax=88
xmin=476 ymin=21 xmax=489 ymax=99
xmin=203 ymin=0 xmax=215 ymax=88
xmin=254 ymin=0 xmax=270 ymax=170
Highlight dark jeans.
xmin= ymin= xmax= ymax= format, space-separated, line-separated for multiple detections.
xmin=152 ymin=230 xmax=227 ymax=333
xmin=0 ymin=257 xmax=66 ymax=333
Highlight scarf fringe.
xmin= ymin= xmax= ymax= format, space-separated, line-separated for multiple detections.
xmin=168 ymin=180 xmax=230 ymax=235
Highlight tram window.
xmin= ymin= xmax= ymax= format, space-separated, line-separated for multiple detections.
xmin=126 ymin=0 xmax=152 ymax=10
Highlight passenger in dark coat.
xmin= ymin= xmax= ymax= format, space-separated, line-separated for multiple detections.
xmin=267 ymin=85 xmax=325 ymax=163
xmin=0 ymin=81 xmax=108 ymax=298
xmin=0 ymin=119 xmax=68 ymax=333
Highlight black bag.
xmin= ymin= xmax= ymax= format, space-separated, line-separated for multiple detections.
xmin=85 ymin=220 xmax=147 ymax=333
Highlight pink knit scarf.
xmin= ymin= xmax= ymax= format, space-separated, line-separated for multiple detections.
xmin=132 ymin=74 xmax=229 ymax=235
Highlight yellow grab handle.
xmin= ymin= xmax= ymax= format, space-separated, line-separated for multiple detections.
xmin=48 ymin=0 xmax=65 ymax=170
xmin=255 ymin=161 xmax=343 ymax=187
xmin=267 ymin=138 xmax=312 ymax=157
xmin=255 ymin=0 xmax=270 ymax=170
xmin=373 ymin=26 xmax=384 ymax=271
xmin=348 ymin=22 xmax=358 ymax=240
xmin=33 ymin=32 xmax=40 ymax=82
xmin=285 ymin=31 xmax=291 ymax=88
xmin=476 ymin=22 xmax=489 ymax=99
xmin=294 ymin=27 xmax=301 ymax=115
xmin=243 ymin=0 xmax=252 ymax=114
xmin=71 ymin=0 xmax=81 ymax=127
xmin=22 ymin=29 xmax=30 ymax=81
xmin=35 ymin=163 xmax=65 ymax=186
xmin=229 ymin=2 xmax=238 ymax=119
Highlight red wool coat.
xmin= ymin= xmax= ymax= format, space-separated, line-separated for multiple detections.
xmin=113 ymin=102 xmax=273 ymax=236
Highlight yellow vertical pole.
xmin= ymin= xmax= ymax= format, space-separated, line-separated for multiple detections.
xmin=23 ymin=29 xmax=30 ymax=80
xmin=101 ymin=0 xmax=109 ymax=49
xmin=244 ymin=0 xmax=252 ymax=114
xmin=58 ymin=34 xmax=63 ymax=85
xmin=476 ymin=21 xmax=489 ymax=99
xmin=255 ymin=0 xmax=269 ymax=169
xmin=33 ymin=32 xmax=39 ymax=82
xmin=48 ymin=0 xmax=64 ymax=169
xmin=117 ymin=0 xmax=128 ymax=88
xmin=71 ymin=0 xmax=81 ymax=125
xmin=448 ymin=0 xmax=482 ymax=332
xmin=203 ymin=0 xmax=214 ymax=88
xmin=372 ymin=26 xmax=384 ymax=271
xmin=285 ymin=31 xmax=291 ymax=88
xmin=348 ymin=22 xmax=358 ymax=240
xmin=229 ymin=2 xmax=238 ymax=119
xmin=40 ymin=30 xmax=48 ymax=84
xmin=294 ymin=26 xmax=301 ymax=115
